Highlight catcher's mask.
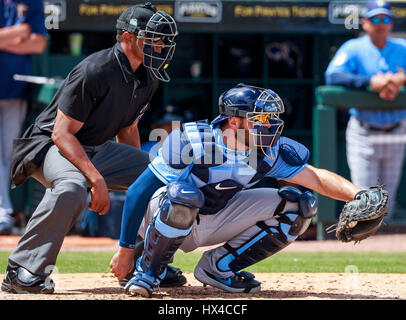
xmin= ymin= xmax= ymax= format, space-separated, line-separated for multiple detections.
xmin=137 ymin=11 xmax=178 ymax=82
xmin=247 ymin=89 xmax=285 ymax=160
xmin=212 ymin=83 xmax=284 ymax=160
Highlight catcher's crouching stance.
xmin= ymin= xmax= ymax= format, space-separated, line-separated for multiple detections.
xmin=110 ymin=84 xmax=389 ymax=297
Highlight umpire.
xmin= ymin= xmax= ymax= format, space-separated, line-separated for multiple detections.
xmin=2 ymin=3 xmax=179 ymax=294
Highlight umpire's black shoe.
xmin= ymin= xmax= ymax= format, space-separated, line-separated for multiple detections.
xmin=119 ymin=265 xmax=187 ymax=288
xmin=1 ymin=264 xmax=55 ymax=294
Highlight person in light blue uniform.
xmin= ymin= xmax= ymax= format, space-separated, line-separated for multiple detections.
xmin=325 ymin=0 xmax=406 ymax=217
xmin=0 ymin=0 xmax=47 ymax=234
xmin=110 ymin=84 xmax=362 ymax=297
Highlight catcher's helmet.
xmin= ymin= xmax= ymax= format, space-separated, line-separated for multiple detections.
xmin=212 ymin=83 xmax=285 ymax=159
xmin=116 ymin=3 xmax=178 ymax=82
xmin=212 ymin=85 xmax=262 ymax=124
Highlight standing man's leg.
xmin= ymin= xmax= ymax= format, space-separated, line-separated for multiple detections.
xmin=378 ymin=123 xmax=406 ymax=217
xmin=0 ymin=99 xmax=27 ymax=234
xmin=346 ymin=117 xmax=380 ymax=190
xmin=347 ymin=117 xmax=406 ymax=216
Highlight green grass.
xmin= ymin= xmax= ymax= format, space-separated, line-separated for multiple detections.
xmin=0 ymin=251 xmax=115 ymax=274
xmin=171 ymin=251 xmax=406 ymax=274
xmin=0 ymin=251 xmax=405 ymax=274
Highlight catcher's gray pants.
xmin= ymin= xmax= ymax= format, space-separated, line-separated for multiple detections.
xmin=139 ymin=187 xmax=298 ymax=278
xmin=346 ymin=116 xmax=406 ymax=216
xmin=9 ymin=141 xmax=150 ymax=276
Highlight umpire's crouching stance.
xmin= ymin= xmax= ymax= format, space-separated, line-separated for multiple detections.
xmin=1 ymin=3 xmax=183 ymax=294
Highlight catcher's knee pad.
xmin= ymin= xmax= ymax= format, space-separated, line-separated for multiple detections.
xmin=161 ymin=181 xmax=205 ymax=229
xmin=140 ymin=181 xmax=204 ymax=276
xmin=278 ymin=186 xmax=318 ymax=237
xmin=216 ymin=186 xmax=317 ymax=273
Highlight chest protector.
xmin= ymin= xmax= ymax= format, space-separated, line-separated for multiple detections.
xmin=182 ymin=121 xmax=267 ymax=215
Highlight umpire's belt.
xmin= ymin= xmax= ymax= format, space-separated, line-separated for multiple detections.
xmin=359 ymin=120 xmax=401 ymax=133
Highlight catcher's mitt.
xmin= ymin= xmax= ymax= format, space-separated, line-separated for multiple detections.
xmin=327 ymin=185 xmax=389 ymax=243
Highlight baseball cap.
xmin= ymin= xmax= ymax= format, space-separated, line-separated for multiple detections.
xmin=364 ymin=0 xmax=394 ymax=18
xmin=116 ymin=2 xmax=157 ymax=34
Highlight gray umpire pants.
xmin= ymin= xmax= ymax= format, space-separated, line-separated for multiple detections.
xmin=138 ymin=187 xmax=298 ymax=279
xmin=9 ymin=141 xmax=150 ymax=276
xmin=346 ymin=116 xmax=406 ymax=215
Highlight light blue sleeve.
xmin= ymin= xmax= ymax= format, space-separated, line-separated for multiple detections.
xmin=391 ymin=37 xmax=406 ymax=47
xmin=325 ymin=40 xmax=357 ymax=75
xmin=148 ymin=151 xmax=193 ymax=184
xmin=391 ymin=38 xmax=406 ymax=69
xmin=148 ymin=129 xmax=194 ymax=184
xmin=325 ymin=39 xmax=371 ymax=88
xmin=265 ymin=156 xmax=307 ymax=180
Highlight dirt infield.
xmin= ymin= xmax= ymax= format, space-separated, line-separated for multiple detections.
xmin=1 ymin=234 xmax=405 ymax=300
xmin=0 ymin=272 xmax=405 ymax=300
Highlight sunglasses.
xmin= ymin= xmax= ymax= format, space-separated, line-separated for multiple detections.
xmin=252 ymin=114 xmax=271 ymax=124
xmin=369 ymin=16 xmax=393 ymax=25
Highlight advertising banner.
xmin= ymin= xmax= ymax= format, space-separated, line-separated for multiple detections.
xmin=43 ymin=0 xmax=406 ymax=33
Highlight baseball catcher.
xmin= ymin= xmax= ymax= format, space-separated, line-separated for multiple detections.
xmin=328 ymin=185 xmax=389 ymax=243
xmin=110 ymin=84 xmax=389 ymax=297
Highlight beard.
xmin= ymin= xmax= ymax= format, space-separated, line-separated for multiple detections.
xmin=235 ymin=123 xmax=253 ymax=149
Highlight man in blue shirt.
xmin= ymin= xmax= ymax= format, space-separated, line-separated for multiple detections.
xmin=0 ymin=0 xmax=47 ymax=234
xmin=110 ymin=84 xmax=363 ymax=297
xmin=325 ymin=0 xmax=406 ymax=218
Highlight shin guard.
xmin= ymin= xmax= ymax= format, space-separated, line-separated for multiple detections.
xmin=139 ymin=181 xmax=204 ymax=277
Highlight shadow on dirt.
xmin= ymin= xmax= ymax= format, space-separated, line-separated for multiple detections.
xmin=160 ymin=286 xmax=398 ymax=300
xmin=66 ymin=285 xmax=399 ymax=300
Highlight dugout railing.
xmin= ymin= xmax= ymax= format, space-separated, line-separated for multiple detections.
xmin=313 ymin=85 xmax=406 ymax=240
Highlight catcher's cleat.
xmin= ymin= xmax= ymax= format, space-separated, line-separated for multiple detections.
xmin=124 ymin=272 xmax=160 ymax=298
xmin=194 ymin=266 xmax=261 ymax=294
xmin=1 ymin=264 xmax=55 ymax=294
xmin=119 ymin=265 xmax=186 ymax=288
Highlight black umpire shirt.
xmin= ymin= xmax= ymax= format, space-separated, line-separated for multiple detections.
xmin=36 ymin=42 xmax=159 ymax=146
xmin=11 ymin=42 xmax=159 ymax=187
